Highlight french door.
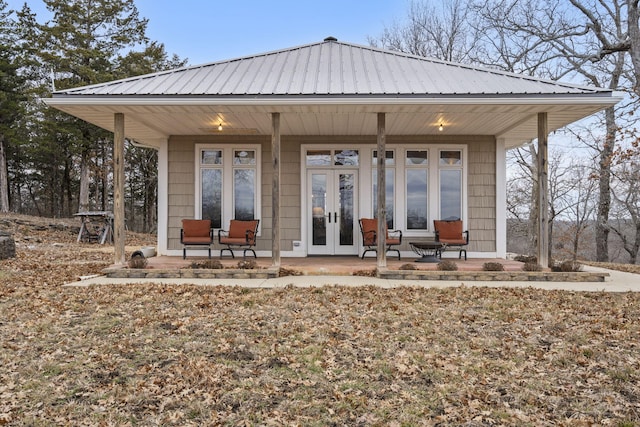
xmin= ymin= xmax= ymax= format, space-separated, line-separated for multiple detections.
xmin=307 ymin=169 xmax=359 ymax=255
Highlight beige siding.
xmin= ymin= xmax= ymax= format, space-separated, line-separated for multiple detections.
xmin=467 ymin=138 xmax=496 ymax=253
xmin=166 ymin=134 xmax=498 ymax=254
xmin=168 ymin=140 xmax=195 ymax=249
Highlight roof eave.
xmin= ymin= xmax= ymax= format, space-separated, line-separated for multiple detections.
xmin=44 ymin=93 xmax=622 ymax=108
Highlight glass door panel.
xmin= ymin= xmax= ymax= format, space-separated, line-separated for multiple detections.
xmin=338 ymin=173 xmax=354 ymax=247
xmin=311 ymin=174 xmax=327 ymax=246
xmin=307 ymin=169 xmax=358 ymax=255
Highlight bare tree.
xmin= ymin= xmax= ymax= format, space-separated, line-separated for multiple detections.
xmin=562 ymin=163 xmax=598 ymax=261
xmin=368 ymin=0 xmax=480 ymax=62
xmin=472 ymin=0 xmax=636 ymax=262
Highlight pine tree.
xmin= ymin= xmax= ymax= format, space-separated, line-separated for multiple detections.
xmin=0 ymin=0 xmax=27 ymax=213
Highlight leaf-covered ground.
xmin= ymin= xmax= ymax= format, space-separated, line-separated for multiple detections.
xmin=1 ymin=214 xmax=640 ymax=426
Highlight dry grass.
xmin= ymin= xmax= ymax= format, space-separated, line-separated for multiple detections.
xmin=1 ymin=214 xmax=640 ymax=425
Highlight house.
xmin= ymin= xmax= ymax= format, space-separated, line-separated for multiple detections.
xmin=45 ymin=37 xmax=620 ymax=267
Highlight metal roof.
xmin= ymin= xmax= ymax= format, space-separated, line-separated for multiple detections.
xmin=46 ymin=38 xmax=620 ymax=149
xmin=54 ymin=37 xmax=607 ymax=98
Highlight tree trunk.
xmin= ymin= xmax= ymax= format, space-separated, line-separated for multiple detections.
xmin=596 ymin=107 xmax=616 ymax=262
xmin=628 ymin=1 xmax=640 ymax=96
xmin=0 ymin=135 xmax=9 ymax=213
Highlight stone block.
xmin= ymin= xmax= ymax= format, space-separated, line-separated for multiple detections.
xmin=0 ymin=231 xmax=16 ymax=260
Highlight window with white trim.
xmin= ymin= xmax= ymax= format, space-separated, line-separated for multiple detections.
xmin=197 ymin=145 xmax=260 ymax=229
xmin=439 ymin=150 xmax=462 ymax=220
xmin=405 ymin=150 xmax=429 ymax=230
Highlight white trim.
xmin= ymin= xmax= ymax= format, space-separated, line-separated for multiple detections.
xmin=300 ymin=144 xmax=469 ymax=253
xmin=45 ymin=95 xmax=622 ymax=107
xmin=194 ymin=144 xmax=262 ymax=233
xmin=495 ymin=138 xmax=507 ymax=258
xmin=157 ymin=139 xmax=169 ymax=255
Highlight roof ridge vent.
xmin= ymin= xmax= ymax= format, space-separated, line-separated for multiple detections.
xmin=324 ymin=36 xmax=337 ymax=42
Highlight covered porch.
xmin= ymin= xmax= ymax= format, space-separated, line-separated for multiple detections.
xmin=45 ymin=38 xmax=621 ymax=272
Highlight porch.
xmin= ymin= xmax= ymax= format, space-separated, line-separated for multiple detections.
xmin=103 ymin=255 xmax=608 ymax=282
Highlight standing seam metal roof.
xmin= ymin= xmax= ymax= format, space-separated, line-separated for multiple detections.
xmin=53 ymin=38 xmax=610 ymax=97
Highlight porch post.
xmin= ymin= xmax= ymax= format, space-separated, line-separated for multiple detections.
xmin=271 ymin=112 xmax=281 ymax=267
xmin=537 ymin=112 xmax=549 ymax=268
xmin=376 ymin=112 xmax=387 ymax=269
xmin=113 ymin=113 xmax=126 ymax=265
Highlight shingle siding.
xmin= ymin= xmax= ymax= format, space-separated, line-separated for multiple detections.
xmin=166 ymin=134 xmax=498 ymax=254
xmin=468 ymin=139 xmax=496 ymax=253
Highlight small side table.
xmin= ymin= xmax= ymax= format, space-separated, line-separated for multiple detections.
xmin=410 ymin=241 xmax=443 ymax=263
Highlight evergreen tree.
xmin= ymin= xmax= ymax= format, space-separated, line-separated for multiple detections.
xmin=0 ymin=0 xmax=27 ymax=213
xmin=11 ymin=0 xmax=186 ymax=227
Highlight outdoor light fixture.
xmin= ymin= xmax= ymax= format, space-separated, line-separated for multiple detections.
xmin=218 ymin=123 xmax=223 ymax=131
xmin=438 ymin=123 xmax=444 ymax=132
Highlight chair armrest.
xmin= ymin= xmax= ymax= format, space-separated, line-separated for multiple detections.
xmin=246 ymin=229 xmax=256 ymax=244
xmin=463 ymin=230 xmax=469 ymax=244
xmin=218 ymin=229 xmax=228 ymax=240
xmin=180 ymin=228 xmax=184 ymax=243
xmin=389 ymin=229 xmax=403 ymax=243
xmin=434 ymin=230 xmax=440 ymax=242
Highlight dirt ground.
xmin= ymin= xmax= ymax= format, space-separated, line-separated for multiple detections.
xmin=1 ymin=214 xmax=640 ymax=425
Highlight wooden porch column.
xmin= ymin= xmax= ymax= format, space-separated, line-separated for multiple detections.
xmin=271 ymin=112 xmax=281 ymax=267
xmin=376 ymin=112 xmax=387 ymax=269
xmin=113 ymin=113 xmax=126 ymax=265
xmin=537 ymin=112 xmax=549 ymax=268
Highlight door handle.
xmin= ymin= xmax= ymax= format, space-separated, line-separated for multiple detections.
xmin=327 ymin=213 xmax=331 ymax=223
xmin=334 ymin=212 xmax=338 ymax=222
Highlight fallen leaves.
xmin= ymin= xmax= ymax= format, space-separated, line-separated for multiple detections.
xmin=1 ymin=215 xmax=640 ymax=424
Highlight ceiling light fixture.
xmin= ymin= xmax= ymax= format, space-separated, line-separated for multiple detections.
xmin=438 ymin=123 xmax=444 ymax=132
xmin=218 ymin=123 xmax=223 ymax=131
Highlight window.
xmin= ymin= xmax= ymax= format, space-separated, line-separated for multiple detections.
xmin=372 ymin=150 xmax=395 ymax=228
xmin=439 ymin=150 xmax=462 ymax=220
xmin=197 ymin=145 xmax=260 ymax=229
xmin=405 ymin=150 xmax=428 ymax=230
xmin=306 ymin=149 xmax=359 ymax=167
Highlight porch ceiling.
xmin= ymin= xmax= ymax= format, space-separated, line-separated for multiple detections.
xmin=47 ymin=95 xmax=617 ymax=150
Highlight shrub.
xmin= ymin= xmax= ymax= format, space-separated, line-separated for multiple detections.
xmin=128 ymin=255 xmax=147 ymax=269
xmin=514 ymin=254 xmax=537 ymax=263
xmin=190 ymin=259 xmax=223 ymax=269
xmin=399 ymin=263 xmax=417 ymax=270
xmin=522 ymin=261 xmax=542 ymax=272
xmin=237 ymin=259 xmax=258 ymax=269
xmin=437 ymin=260 xmax=458 ymax=271
xmin=353 ymin=269 xmax=377 ymax=277
xmin=559 ymin=260 xmax=583 ymax=272
xmin=279 ymin=267 xmax=302 ymax=277
xmin=483 ymin=262 xmax=504 ymax=271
